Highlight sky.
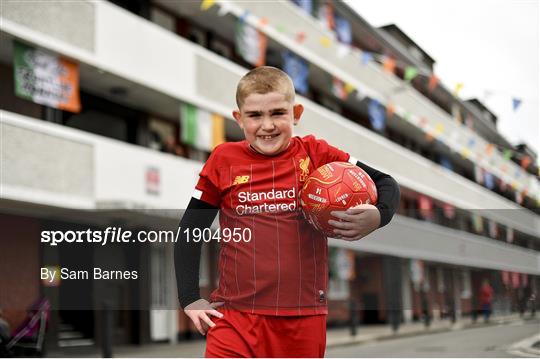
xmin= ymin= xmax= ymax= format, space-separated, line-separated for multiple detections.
xmin=346 ymin=0 xmax=539 ymax=162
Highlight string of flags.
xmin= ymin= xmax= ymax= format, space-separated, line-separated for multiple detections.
xmin=200 ymin=0 xmax=538 ymax=204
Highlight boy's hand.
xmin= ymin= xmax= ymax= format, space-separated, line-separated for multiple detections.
xmin=328 ymin=204 xmax=381 ymax=241
xmin=184 ymin=299 xmax=224 ymax=335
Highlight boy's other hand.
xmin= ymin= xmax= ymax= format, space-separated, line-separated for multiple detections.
xmin=328 ymin=204 xmax=381 ymax=241
xmin=184 ymin=299 xmax=224 ymax=335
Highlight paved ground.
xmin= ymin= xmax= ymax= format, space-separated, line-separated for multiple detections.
xmin=326 ymin=320 xmax=540 ymax=358
xmin=47 ymin=314 xmax=538 ymax=357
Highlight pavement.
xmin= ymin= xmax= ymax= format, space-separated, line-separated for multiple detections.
xmin=48 ymin=313 xmax=539 ymax=357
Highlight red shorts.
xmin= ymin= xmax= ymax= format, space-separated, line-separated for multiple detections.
xmin=205 ymin=309 xmax=327 ymax=358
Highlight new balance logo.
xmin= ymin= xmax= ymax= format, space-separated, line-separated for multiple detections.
xmin=233 ymin=175 xmax=250 ymax=185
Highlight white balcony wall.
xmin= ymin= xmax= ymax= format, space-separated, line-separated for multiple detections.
xmin=331 ymin=215 xmax=540 ymax=275
xmin=1 ymin=111 xmax=201 ymax=210
xmin=0 ymin=1 xmax=538 ymax=236
xmin=2 ymin=111 xmax=539 ymax=274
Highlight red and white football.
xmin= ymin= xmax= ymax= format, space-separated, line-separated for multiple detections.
xmin=299 ymin=161 xmax=378 ymax=237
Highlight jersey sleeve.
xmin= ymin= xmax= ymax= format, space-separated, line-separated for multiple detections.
xmin=193 ymin=145 xmax=223 ymax=207
xmin=301 ymin=135 xmax=350 ymax=167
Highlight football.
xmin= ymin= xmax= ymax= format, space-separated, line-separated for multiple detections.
xmin=299 ymin=161 xmax=378 ymax=237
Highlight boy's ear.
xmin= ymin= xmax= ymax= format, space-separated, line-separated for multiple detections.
xmin=293 ymin=104 xmax=304 ymax=125
xmin=232 ymin=110 xmax=244 ymax=129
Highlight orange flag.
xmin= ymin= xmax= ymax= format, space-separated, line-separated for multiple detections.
xmin=428 ymin=74 xmax=439 ymax=92
xmin=383 ymin=57 xmax=396 ymax=74
xmin=386 ymin=103 xmax=395 ymax=118
xmin=521 ymin=155 xmax=531 ymax=169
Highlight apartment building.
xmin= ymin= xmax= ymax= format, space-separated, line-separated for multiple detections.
xmin=1 ymin=0 xmax=538 ymax=349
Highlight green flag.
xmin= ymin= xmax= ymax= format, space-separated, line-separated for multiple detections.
xmin=404 ymin=66 xmax=418 ymax=82
xmin=181 ymin=103 xmax=197 ymax=147
xmin=502 ymin=149 xmax=512 ymax=160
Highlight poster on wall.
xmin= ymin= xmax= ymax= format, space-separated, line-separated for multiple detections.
xmin=13 ymin=40 xmax=81 ymax=113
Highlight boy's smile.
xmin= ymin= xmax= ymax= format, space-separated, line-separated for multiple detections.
xmin=233 ymin=92 xmax=303 ymax=156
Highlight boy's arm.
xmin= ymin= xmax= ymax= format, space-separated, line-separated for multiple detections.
xmin=329 ymin=160 xmax=400 ymax=240
xmin=174 ymin=197 xmax=218 ymax=308
xmin=355 ymin=160 xmax=400 ymax=227
xmin=175 ymin=197 xmax=224 ymax=335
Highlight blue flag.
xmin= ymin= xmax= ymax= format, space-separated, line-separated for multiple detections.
xmin=292 ymin=0 xmax=312 ymax=15
xmin=361 ymin=51 xmax=373 ymax=65
xmin=368 ymin=99 xmax=386 ymax=132
xmin=282 ymin=51 xmax=309 ymax=95
xmin=335 ymin=16 xmax=352 ymax=44
xmin=439 ymin=156 xmax=453 ymax=171
xmin=512 ymin=98 xmax=522 ymax=111
xmin=484 ymin=171 xmax=495 ymax=190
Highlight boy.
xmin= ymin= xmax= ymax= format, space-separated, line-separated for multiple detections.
xmin=175 ymin=66 xmax=400 ymax=357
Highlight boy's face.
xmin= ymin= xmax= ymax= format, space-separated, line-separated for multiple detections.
xmin=233 ymin=92 xmax=303 ymax=156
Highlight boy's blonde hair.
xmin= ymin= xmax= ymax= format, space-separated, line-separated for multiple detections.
xmin=236 ymin=66 xmax=295 ymax=109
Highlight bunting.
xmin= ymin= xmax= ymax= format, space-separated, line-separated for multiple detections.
xmin=453 ymin=83 xmax=464 ymax=97
xmin=382 ymin=56 xmax=396 ymax=74
xmin=361 ymin=51 xmax=373 ymax=65
xmin=520 ymin=155 xmax=531 ymax=169
xmin=291 ymin=0 xmax=313 ymax=15
xmin=200 ymin=0 xmax=216 ymax=11
xmin=428 ymin=74 xmax=439 ymax=92
xmin=404 ymin=66 xmax=418 ymax=82
xmin=368 ymin=98 xmax=386 ymax=132
xmin=512 ymin=98 xmax=522 ymax=112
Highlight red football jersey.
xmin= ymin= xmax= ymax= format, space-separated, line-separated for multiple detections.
xmin=194 ymin=135 xmax=350 ymax=316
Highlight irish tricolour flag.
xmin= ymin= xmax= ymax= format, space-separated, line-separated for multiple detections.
xmin=13 ymin=41 xmax=81 ymax=113
xmin=181 ymin=104 xmax=225 ymax=151
xmin=235 ymin=19 xmax=267 ymax=67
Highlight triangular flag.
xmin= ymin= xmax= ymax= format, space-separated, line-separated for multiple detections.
xmin=200 ymin=0 xmax=216 ymax=11
xmin=485 ymin=143 xmax=495 ymax=156
xmin=344 ymin=82 xmax=355 ymax=95
xmin=453 ymin=83 xmax=464 ymax=97
xmin=386 ymin=103 xmax=395 ymax=118
xmin=404 ymin=66 xmax=418 ymax=82
xmin=382 ymin=56 xmax=396 ymax=74
xmin=361 ymin=51 xmax=373 ymax=65
xmin=512 ymin=98 xmax=522 ymax=111
xmin=521 ymin=155 xmax=531 ymax=169
xmin=259 ymin=17 xmax=269 ymax=27
xmin=295 ymin=31 xmax=307 ymax=43
xmin=502 ymin=149 xmax=512 ymax=160
xmin=428 ymin=74 xmax=439 ymax=92
xmin=418 ymin=117 xmax=428 ymax=128
xmin=319 ymin=36 xmax=332 ymax=48
xmin=275 ymin=24 xmax=286 ymax=33
xmin=435 ymin=123 xmax=444 ymax=135
xmin=467 ymin=137 xmax=476 ymax=148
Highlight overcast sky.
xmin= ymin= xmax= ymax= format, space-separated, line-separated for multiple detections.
xmin=345 ymin=0 xmax=539 ymax=162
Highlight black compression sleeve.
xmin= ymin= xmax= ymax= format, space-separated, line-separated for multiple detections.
xmin=174 ymin=197 xmax=218 ymax=309
xmin=356 ymin=160 xmax=400 ymax=227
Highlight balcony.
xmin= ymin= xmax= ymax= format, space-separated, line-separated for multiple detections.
xmin=0 ymin=0 xmax=538 ymax=237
